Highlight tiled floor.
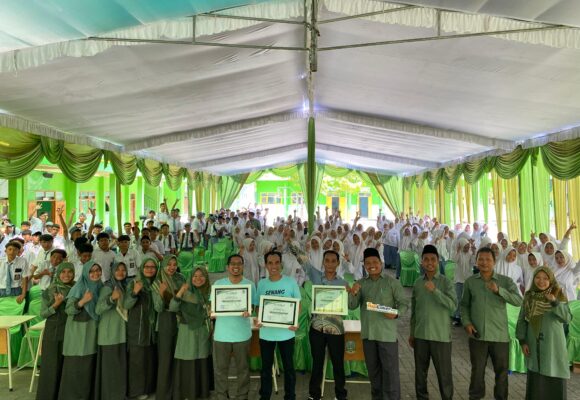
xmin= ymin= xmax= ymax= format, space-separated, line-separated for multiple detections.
xmin=3 ymin=270 xmax=579 ymax=399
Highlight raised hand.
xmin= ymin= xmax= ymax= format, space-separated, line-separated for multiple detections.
xmin=176 ymin=283 xmax=188 ymax=298
xmin=424 ymin=281 xmax=436 ymax=292
xmin=80 ymin=289 xmax=93 ymax=306
xmin=111 ymin=287 xmax=122 ymax=301
xmin=350 ymin=282 xmax=361 ymax=296
xmin=133 ymin=281 xmax=144 ymax=295
xmin=486 ymin=281 xmax=499 ymax=294
xmin=158 ymin=281 xmax=168 ymax=295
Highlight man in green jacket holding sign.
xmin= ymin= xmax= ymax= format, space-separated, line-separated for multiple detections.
xmin=409 ymin=244 xmax=457 ymax=400
xmin=349 ymin=247 xmax=408 ymax=400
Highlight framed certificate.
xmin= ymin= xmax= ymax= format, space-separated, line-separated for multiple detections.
xmin=311 ymin=285 xmax=348 ymax=315
xmin=210 ymin=284 xmax=252 ymax=317
xmin=258 ymin=295 xmax=300 ymax=328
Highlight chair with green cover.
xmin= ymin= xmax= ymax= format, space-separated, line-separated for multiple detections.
xmin=566 ymin=300 xmax=580 ymax=363
xmin=399 ymin=251 xmax=420 ymax=287
xmin=0 ymin=297 xmax=26 ymax=367
xmin=294 ymin=285 xmax=312 ymax=372
xmin=506 ymin=304 xmax=526 ymax=373
xmin=208 ymin=242 xmax=227 ymax=273
xmin=17 ymin=296 xmax=44 ymax=368
xmin=193 ymin=246 xmax=205 ymax=266
xmin=204 ymin=241 xmax=214 ymax=263
xmin=177 ymin=250 xmax=194 ymax=275
xmin=444 ymin=260 xmax=456 ymax=281
xmin=28 ymin=286 xmax=42 ymax=303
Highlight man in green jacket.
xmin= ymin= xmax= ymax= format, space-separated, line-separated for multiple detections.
xmin=460 ymin=247 xmax=522 ymax=400
xmin=349 ymin=247 xmax=408 ymax=400
xmin=409 ymin=244 xmax=456 ymax=400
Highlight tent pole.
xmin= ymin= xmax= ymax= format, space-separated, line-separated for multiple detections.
xmin=306 ymin=0 xmax=318 ymax=234
xmin=116 ymin=179 xmax=123 ymax=237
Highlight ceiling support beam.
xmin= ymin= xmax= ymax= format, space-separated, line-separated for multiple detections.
xmin=317 ymin=142 xmax=440 ymax=169
xmin=318 ymin=5 xmax=418 ymax=24
xmin=317 ymin=109 xmax=515 ymax=150
xmin=186 ymin=142 xmax=307 ymax=169
xmin=197 ymin=12 xmax=306 ymax=25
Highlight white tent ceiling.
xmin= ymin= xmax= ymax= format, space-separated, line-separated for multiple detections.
xmin=0 ymin=0 xmax=579 ymax=176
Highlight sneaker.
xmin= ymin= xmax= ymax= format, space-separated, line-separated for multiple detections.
xmin=137 ymin=395 xmax=148 ymax=400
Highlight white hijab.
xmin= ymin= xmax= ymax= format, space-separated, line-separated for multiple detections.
xmin=242 ymin=238 xmax=260 ymax=286
xmin=308 ymin=236 xmax=324 ymax=272
xmin=552 ymin=250 xmax=579 ymax=300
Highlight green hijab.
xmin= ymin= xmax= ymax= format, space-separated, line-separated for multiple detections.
xmin=135 ymin=257 xmax=159 ymax=292
xmin=523 ymin=266 xmax=568 ymax=338
xmin=152 ymin=255 xmax=186 ymax=306
xmin=46 ymin=262 xmax=75 ymax=304
xmin=179 ymin=267 xmax=211 ymax=329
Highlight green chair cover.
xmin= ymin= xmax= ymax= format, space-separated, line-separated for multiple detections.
xmin=28 ymin=285 xmax=42 ymax=302
xmin=204 ymin=241 xmax=214 ymax=263
xmin=444 ymin=260 xmax=456 ymax=281
xmin=208 ymin=242 xmax=227 ymax=273
xmin=506 ymin=304 xmax=526 ymax=373
xmin=193 ymin=246 xmax=205 ymax=266
xmin=0 ymin=297 xmax=26 ymax=367
xmin=566 ymin=300 xmax=580 ymax=363
xmin=17 ymin=297 xmax=44 ymax=368
xmin=399 ymin=251 xmax=420 ymax=287
xmin=177 ymin=250 xmax=194 ymax=275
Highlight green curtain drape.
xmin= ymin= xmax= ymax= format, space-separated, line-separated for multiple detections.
xmin=518 ymin=159 xmax=535 ymax=238
xmin=541 ymin=139 xmax=580 ymax=180
xmin=480 ymin=174 xmax=490 ymax=223
xmin=552 ymin=178 xmax=568 ymax=238
xmin=568 ymin=177 xmax=580 ymax=257
xmin=505 ymin=177 xmax=522 ymax=241
xmin=491 ymin=170 xmax=504 ymax=233
xmin=532 ymin=155 xmax=550 ymax=234
xmin=219 ymin=174 xmax=250 ymax=209
xmin=137 ymin=159 xmax=163 ymax=187
xmin=366 ymin=173 xmax=403 ymax=216
xmin=106 ymin=151 xmax=138 ymax=185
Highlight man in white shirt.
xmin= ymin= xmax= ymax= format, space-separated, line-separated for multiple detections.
xmin=31 ymin=249 xmax=66 ymax=290
xmin=92 ymin=232 xmax=116 ymax=282
xmin=179 ymin=223 xmax=195 ymax=251
xmin=168 ymin=209 xmax=182 ymax=241
xmin=0 ymin=242 xmax=29 ymax=302
xmin=72 ymin=242 xmax=94 ymax=281
xmin=115 ymin=235 xmax=142 ymax=279
xmin=138 ymin=236 xmax=163 ymax=261
xmin=192 ymin=213 xmax=204 ymax=246
xmin=30 ymin=234 xmax=56 ymax=289
xmin=149 ymin=227 xmax=165 ymax=255
xmin=29 ymin=204 xmax=49 ymax=234
xmin=24 ymin=231 xmax=42 ymax=266
xmin=159 ymin=224 xmax=176 ymax=255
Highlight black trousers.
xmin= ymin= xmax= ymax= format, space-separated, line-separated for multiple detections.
xmin=259 ymin=338 xmax=295 ymax=400
xmin=414 ymin=339 xmax=453 ymax=400
xmin=308 ymin=327 xmax=347 ymax=400
xmin=363 ymin=339 xmax=400 ymax=400
xmin=468 ymin=339 xmax=509 ymax=400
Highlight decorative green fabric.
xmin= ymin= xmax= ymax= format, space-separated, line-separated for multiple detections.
xmin=366 ymin=173 xmax=403 ymax=216
xmin=444 ymin=260 xmax=456 ymax=281
xmin=506 ymin=304 xmax=527 ymax=373
xmin=0 ymin=297 xmax=26 ymax=367
xmin=105 ymin=151 xmax=138 ymax=185
xmin=541 ymin=138 xmax=580 ymax=180
xmin=532 ymin=156 xmax=551 ymax=234
xmin=219 ymin=174 xmax=250 ymax=209
xmin=208 ymin=242 xmax=227 ymax=273
xmin=138 ymin=158 xmax=164 ymax=187
xmin=162 ymin=163 xmax=186 ymax=190
xmin=567 ymin=300 xmax=580 ymax=363
xmin=518 ymin=159 xmax=535 ymax=238
xmin=17 ymin=296 xmax=43 ymax=368
xmin=399 ymin=251 xmax=420 ymax=287
xmin=479 ymin=174 xmax=490 ymax=223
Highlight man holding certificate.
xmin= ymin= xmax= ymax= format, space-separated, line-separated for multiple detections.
xmin=211 ymin=254 xmax=258 ymax=400
xmin=296 ymin=249 xmax=349 ymax=400
xmin=409 ymin=245 xmax=457 ymax=400
xmin=349 ymin=247 xmax=409 ymax=400
xmin=256 ymin=250 xmax=301 ymax=400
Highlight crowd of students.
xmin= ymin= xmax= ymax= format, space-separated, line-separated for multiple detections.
xmin=0 ymin=200 xmax=579 ymax=400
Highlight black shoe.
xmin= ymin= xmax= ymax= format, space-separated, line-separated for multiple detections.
xmin=452 ymin=319 xmax=462 ymax=327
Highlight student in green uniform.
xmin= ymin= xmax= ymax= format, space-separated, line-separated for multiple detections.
xmin=36 ymin=262 xmax=75 ymax=400
xmin=517 ymin=266 xmax=571 ymax=400
xmin=152 ymin=255 xmax=186 ymax=400
xmin=460 ymin=247 xmax=522 ymax=400
xmin=95 ymin=261 xmax=129 ymax=400
xmin=125 ymin=257 xmax=159 ymax=400
xmin=409 ymin=244 xmax=456 ymax=400
xmin=170 ymin=266 xmax=213 ymax=399
xmin=58 ymin=261 xmax=103 ymax=400
xmin=349 ymin=247 xmax=409 ymax=400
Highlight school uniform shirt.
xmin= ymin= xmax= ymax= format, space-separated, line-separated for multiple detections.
xmin=459 ymin=272 xmax=523 ymax=342
xmin=0 ymin=256 xmax=29 ymax=294
xmin=73 ymin=260 xmax=83 ymax=282
xmin=168 ymin=217 xmax=182 ymax=236
xmin=192 ymin=220 xmax=203 ymax=243
xmin=256 ymin=275 xmax=301 ymax=342
xmin=115 ymin=248 xmax=142 ymax=278
xmin=64 ymin=239 xmax=79 ymax=264
xmin=92 ymin=248 xmax=116 ymax=282
xmin=53 ymin=235 xmax=65 ymax=250
xmin=32 ymin=247 xmax=55 ymax=290
xmin=211 ymin=277 xmax=258 ymax=343
xmin=29 ymin=216 xmax=45 ymax=235
xmin=348 ymin=275 xmax=409 ymax=343
xmin=410 ymin=273 xmax=457 ymax=342
xmin=151 ymin=239 xmax=165 ymax=255
xmin=157 ymin=212 xmax=170 ymax=225
xmin=24 ymin=242 xmax=41 ymax=265
xmin=159 ymin=234 xmax=176 ymax=254
xmin=179 ymin=232 xmax=195 ymax=250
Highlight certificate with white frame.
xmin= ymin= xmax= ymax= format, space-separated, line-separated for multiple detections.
xmin=258 ymin=295 xmax=300 ymax=328
xmin=211 ymin=284 xmax=252 ymax=317
xmin=311 ymin=285 xmax=348 ymax=316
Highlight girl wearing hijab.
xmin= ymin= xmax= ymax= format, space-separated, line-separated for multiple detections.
xmin=452 ymin=238 xmax=476 ymax=326
xmin=36 ymin=263 xmax=75 ymax=400
xmin=95 ymin=261 xmax=129 ymax=400
xmin=152 ymin=255 xmax=186 ymax=400
xmin=541 ymin=241 xmax=556 ymax=267
xmin=495 ymin=248 xmax=524 ymax=295
xmin=240 ymin=238 xmax=260 ymax=286
xmin=170 ymin=267 xmax=213 ymax=399
xmin=552 ymin=250 xmax=580 ymax=300
xmin=332 ymin=240 xmax=359 ymax=280
xmin=399 ymin=227 xmax=413 ymax=252
xmin=308 ymin=236 xmax=324 ymax=272
xmin=346 ymin=233 xmax=365 ymax=278
xmin=125 ymin=257 xmax=159 ymax=399
xmin=516 ymin=267 xmax=571 ymax=400
xmin=523 ymin=253 xmax=544 ymax=291
xmin=58 ymin=261 xmax=103 ymax=400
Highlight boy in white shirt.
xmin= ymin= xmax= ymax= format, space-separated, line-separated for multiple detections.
xmin=92 ymin=232 xmax=116 ymax=282
xmin=30 ymin=234 xmax=55 ymax=288
xmin=31 ymin=249 xmax=66 ymax=290
xmin=0 ymin=241 xmax=28 ymax=302
xmin=115 ymin=235 xmax=142 ymax=279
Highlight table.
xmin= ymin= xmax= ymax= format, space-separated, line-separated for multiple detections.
xmin=321 ymin=319 xmax=370 ymax=396
xmin=28 ymin=320 xmax=45 ymax=392
xmin=0 ymin=315 xmax=35 ymax=391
